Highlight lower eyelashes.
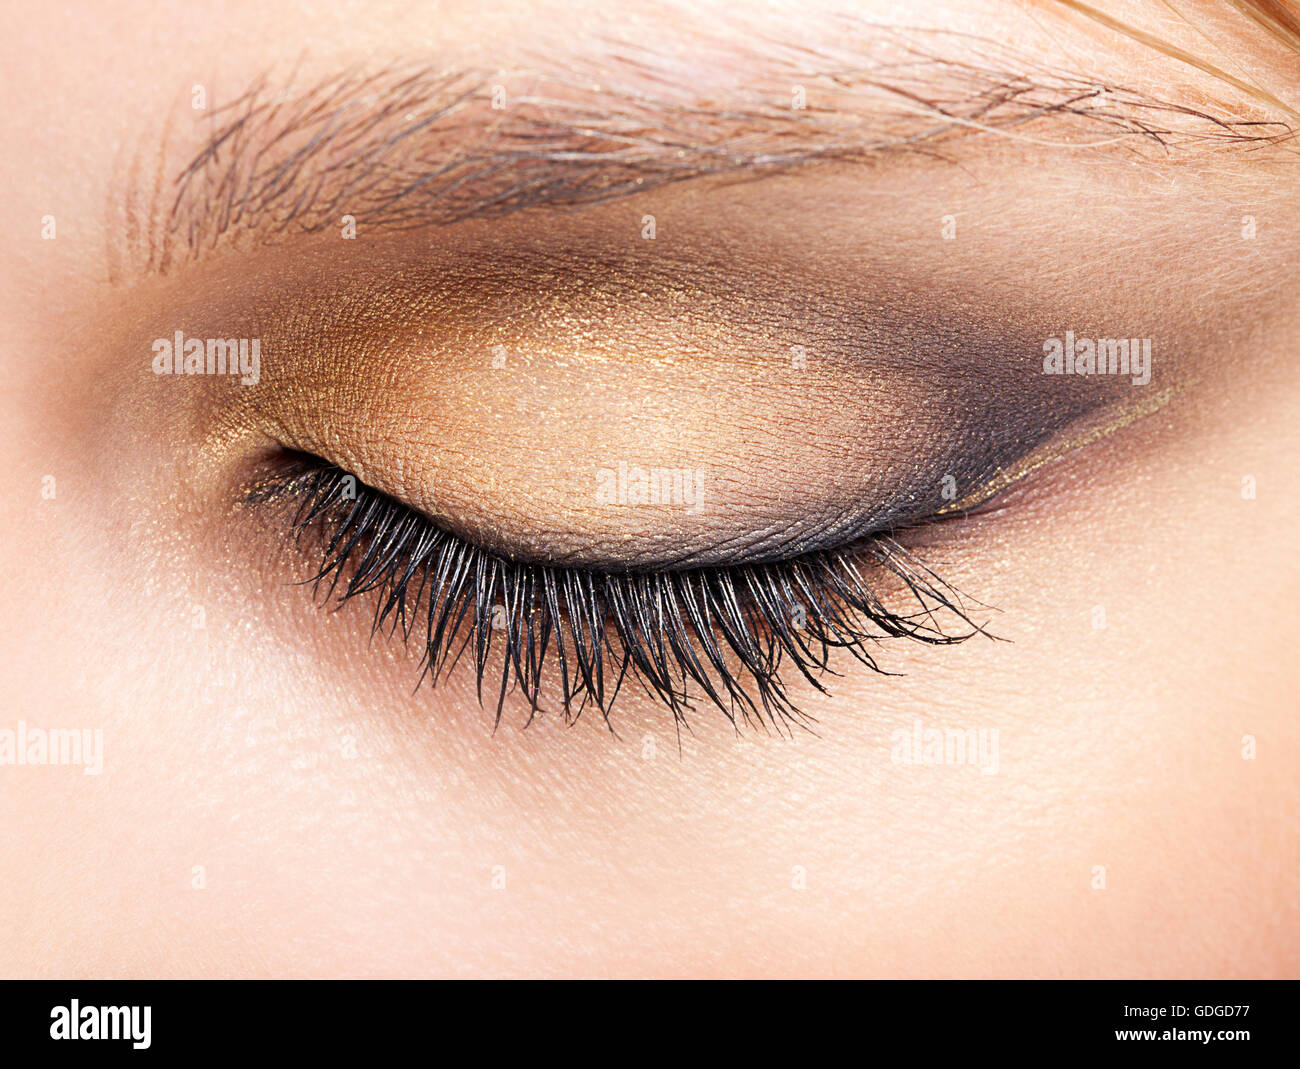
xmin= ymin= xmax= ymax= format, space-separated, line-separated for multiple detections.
xmin=262 ymin=456 xmax=988 ymax=732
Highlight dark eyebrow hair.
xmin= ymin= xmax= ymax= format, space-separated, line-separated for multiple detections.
xmin=123 ymin=24 xmax=1294 ymax=275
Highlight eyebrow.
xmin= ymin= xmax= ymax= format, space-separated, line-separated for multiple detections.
xmin=123 ymin=23 xmax=1294 ymax=276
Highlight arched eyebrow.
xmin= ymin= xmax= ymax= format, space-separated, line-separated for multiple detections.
xmin=130 ymin=25 xmax=1294 ymax=275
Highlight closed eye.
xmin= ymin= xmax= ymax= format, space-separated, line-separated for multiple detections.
xmin=205 ymin=178 xmax=1172 ymax=732
xmin=251 ymin=453 xmax=987 ymax=732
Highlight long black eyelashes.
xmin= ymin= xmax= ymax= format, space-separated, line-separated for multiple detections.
xmin=287 ymin=462 xmax=986 ymax=733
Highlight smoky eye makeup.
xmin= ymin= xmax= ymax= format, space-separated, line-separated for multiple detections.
xmin=180 ymin=231 xmax=1170 ymax=731
xmin=116 ymin=163 xmax=1186 ymax=732
xmin=237 ymin=349 xmax=1155 ymax=733
xmin=209 ymin=212 xmax=1169 ymax=551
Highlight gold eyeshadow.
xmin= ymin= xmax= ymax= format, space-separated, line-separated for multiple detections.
xmin=138 ymin=213 xmax=1162 ymax=572
xmin=98 ymin=155 xmax=1221 ymax=593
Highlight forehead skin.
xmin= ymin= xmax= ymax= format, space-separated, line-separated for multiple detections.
xmin=0 ymin=0 xmax=1297 ymax=979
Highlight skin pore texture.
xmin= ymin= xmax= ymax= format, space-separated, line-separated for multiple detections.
xmin=1 ymin=0 xmax=1298 ymax=978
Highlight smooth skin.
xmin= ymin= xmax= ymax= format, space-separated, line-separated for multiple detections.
xmin=0 ymin=0 xmax=1296 ymax=977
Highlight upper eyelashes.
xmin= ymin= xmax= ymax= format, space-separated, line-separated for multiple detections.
xmin=280 ymin=457 xmax=987 ymax=732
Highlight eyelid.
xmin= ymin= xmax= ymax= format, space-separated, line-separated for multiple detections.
xmin=223 ymin=231 xmax=1159 ymax=570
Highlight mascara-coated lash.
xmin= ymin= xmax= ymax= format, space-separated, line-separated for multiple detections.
xmin=280 ymin=460 xmax=986 ymax=732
